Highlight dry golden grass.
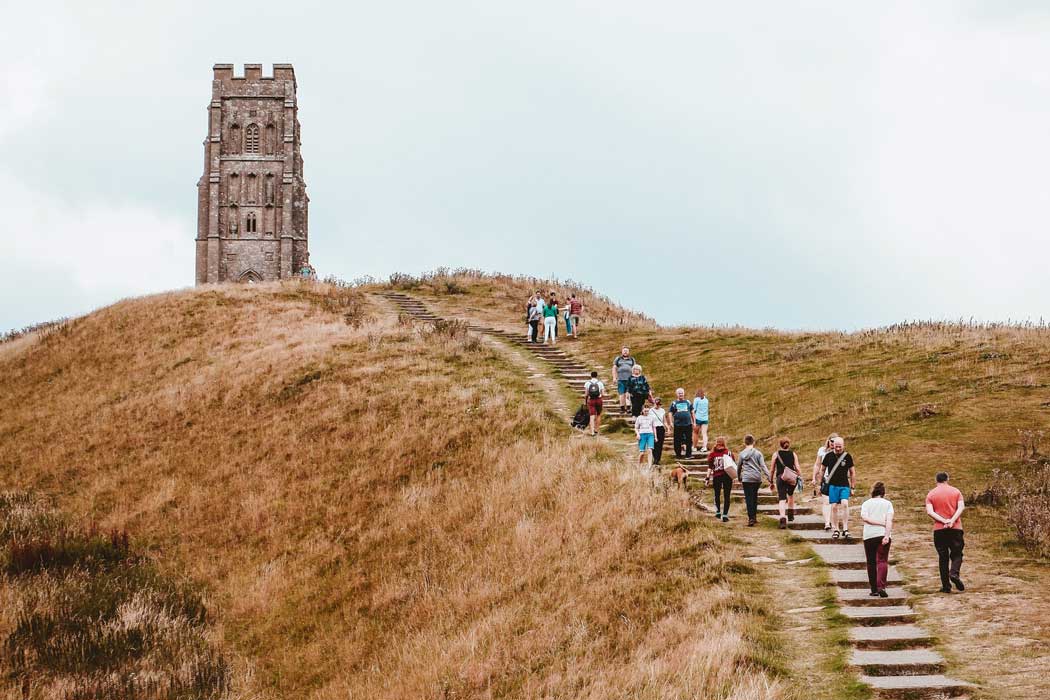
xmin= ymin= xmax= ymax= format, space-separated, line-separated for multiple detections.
xmin=414 ymin=272 xmax=1050 ymax=698
xmin=0 ymin=281 xmax=793 ymax=699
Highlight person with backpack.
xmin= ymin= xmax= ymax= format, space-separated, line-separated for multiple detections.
xmin=611 ymin=348 xmax=636 ymax=416
xmin=812 ymin=433 xmax=839 ymax=531
xmin=582 ymin=371 xmax=605 ymax=437
xmin=705 ymin=436 xmax=734 ymax=522
xmin=771 ymin=437 xmax=802 ymax=529
xmin=738 ymin=434 xmax=771 ymax=526
xmin=926 ymin=471 xmax=966 ymax=593
xmin=669 ymin=388 xmax=694 ymax=458
xmin=626 ymin=364 xmax=652 ymax=418
xmin=692 ymin=388 xmax=710 ymax=453
xmin=861 ymin=481 xmax=894 ymax=597
xmin=634 ymin=398 xmax=658 ymax=469
xmin=542 ymin=295 xmax=559 ymax=344
xmin=650 ymin=398 xmax=667 ymax=465
xmin=820 ymin=437 xmax=855 ymax=539
xmin=568 ymin=294 xmax=583 ymax=338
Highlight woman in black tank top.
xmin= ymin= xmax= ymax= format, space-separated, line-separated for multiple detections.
xmin=773 ymin=438 xmax=800 ymax=527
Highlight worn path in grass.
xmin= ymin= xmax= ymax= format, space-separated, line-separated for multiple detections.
xmin=379 ymin=292 xmax=868 ymax=700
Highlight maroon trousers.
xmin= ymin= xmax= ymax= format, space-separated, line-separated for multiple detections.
xmin=864 ymin=536 xmax=891 ymax=592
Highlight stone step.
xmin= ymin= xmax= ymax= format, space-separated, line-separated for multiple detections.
xmin=757 ymin=504 xmax=814 ymax=514
xmin=850 ymin=624 xmax=933 ymax=650
xmin=851 ymin=649 xmax=946 ymax=676
xmin=841 ymin=605 xmax=918 ymax=625
xmin=831 ymin=566 xmax=903 ymax=589
xmin=788 ymin=529 xmax=858 ymax=544
xmin=812 ymin=544 xmax=893 ymax=568
xmin=837 ymin=587 xmax=910 ymax=607
xmin=771 ymin=514 xmax=826 ymax=530
xmin=858 ymin=674 xmax=972 ymax=698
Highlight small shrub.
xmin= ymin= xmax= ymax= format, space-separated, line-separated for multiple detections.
xmin=915 ymin=403 xmax=938 ymax=419
xmin=875 ymin=383 xmax=887 ymax=395
xmin=1018 ymin=428 xmax=1045 ymax=461
xmin=895 ymin=379 xmax=910 ymax=392
xmin=389 ymin=272 xmax=421 ymax=290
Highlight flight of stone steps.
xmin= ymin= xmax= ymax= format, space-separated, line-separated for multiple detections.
xmin=377 ymin=291 xmax=974 ymax=698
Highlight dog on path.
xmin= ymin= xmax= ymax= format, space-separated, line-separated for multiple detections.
xmin=669 ymin=466 xmax=689 ymax=489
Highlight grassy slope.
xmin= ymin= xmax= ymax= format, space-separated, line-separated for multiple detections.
xmin=410 ymin=272 xmax=1050 ymax=699
xmin=0 ymin=282 xmax=792 ymax=699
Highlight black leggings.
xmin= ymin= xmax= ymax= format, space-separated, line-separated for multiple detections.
xmin=653 ymin=426 xmax=666 ymax=465
xmin=712 ymin=473 xmax=732 ymax=514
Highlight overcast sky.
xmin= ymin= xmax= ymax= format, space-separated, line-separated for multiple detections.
xmin=3 ymin=1 xmax=1049 ymax=333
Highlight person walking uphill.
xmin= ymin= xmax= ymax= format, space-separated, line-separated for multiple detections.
xmin=692 ymin=389 xmax=710 ymax=453
xmin=738 ymin=435 xmax=771 ymax=526
xmin=582 ymin=371 xmax=605 ymax=437
xmin=771 ymin=437 xmax=801 ymax=528
xmin=706 ymin=436 xmax=734 ymax=522
xmin=542 ymin=295 xmax=559 ymax=344
xmin=926 ymin=472 xmax=965 ymax=593
xmin=669 ymin=388 xmax=694 ymax=458
xmin=861 ymin=481 xmax=894 ymax=597
xmin=812 ymin=434 xmax=839 ymax=532
xmin=626 ymin=364 xmax=652 ymax=418
xmin=612 ymin=347 xmax=636 ymax=416
xmin=821 ymin=437 xmax=855 ymax=539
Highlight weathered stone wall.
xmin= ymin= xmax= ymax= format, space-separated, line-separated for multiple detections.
xmin=195 ymin=63 xmax=310 ymax=284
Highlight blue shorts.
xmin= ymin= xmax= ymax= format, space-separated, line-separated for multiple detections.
xmin=617 ymin=380 xmax=630 ymax=394
xmin=638 ymin=433 xmax=655 ymax=451
xmin=828 ymin=485 xmax=851 ymax=504
xmin=695 ymin=419 xmax=709 ymax=425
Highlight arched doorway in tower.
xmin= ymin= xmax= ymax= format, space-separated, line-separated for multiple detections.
xmin=238 ymin=269 xmax=263 ymax=284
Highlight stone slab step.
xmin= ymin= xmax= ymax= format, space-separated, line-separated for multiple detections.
xmin=850 ymin=624 xmax=932 ymax=650
xmin=757 ymin=504 xmax=813 ymax=514
xmin=831 ymin=566 xmax=903 ymax=589
xmin=811 ymin=544 xmax=874 ymax=567
xmin=851 ymin=649 xmax=946 ymax=676
xmin=837 ymin=587 xmax=910 ymax=606
xmin=788 ymin=529 xmax=858 ymax=544
xmin=858 ymin=674 xmax=972 ymax=698
xmin=841 ymin=605 xmax=917 ymax=624
xmin=771 ymin=514 xmax=826 ymax=530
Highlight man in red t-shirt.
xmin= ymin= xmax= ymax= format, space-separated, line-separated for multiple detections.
xmin=925 ymin=471 xmax=966 ymax=593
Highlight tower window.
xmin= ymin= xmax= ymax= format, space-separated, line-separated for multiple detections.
xmin=246 ymin=212 xmax=258 ymax=233
xmin=245 ymin=124 xmax=260 ymax=154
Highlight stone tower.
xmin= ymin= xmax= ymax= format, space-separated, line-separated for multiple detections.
xmin=196 ymin=63 xmax=310 ymax=284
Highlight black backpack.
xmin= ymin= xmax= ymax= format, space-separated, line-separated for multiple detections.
xmin=586 ymin=380 xmax=602 ymax=399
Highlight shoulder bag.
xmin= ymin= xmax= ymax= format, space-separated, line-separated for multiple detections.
xmin=820 ymin=452 xmax=848 ymax=496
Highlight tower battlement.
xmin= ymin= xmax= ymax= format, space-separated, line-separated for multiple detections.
xmin=212 ymin=63 xmax=296 ymax=83
xmin=196 ymin=63 xmax=310 ymax=285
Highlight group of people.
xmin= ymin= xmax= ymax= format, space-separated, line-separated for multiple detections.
xmin=582 ymin=347 xmax=710 ymax=464
xmin=525 ymin=290 xmax=584 ymax=344
xmin=579 ymin=348 xmax=968 ymax=597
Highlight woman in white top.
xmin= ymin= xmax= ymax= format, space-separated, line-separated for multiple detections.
xmin=812 ymin=433 xmax=839 ymax=532
xmin=634 ymin=398 xmax=658 ymax=469
xmin=649 ymin=398 xmax=667 ymax=466
xmin=860 ymin=481 xmax=894 ymax=597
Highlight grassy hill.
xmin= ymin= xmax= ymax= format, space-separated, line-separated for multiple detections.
xmin=402 ymin=270 xmax=1050 ymax=698
xmin=0 ymin=281 xmax=795 ymax=699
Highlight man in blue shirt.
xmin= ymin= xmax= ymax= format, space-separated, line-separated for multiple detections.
xmin=669 ymin=388 xmax=695 ymax=458
xmin=692 ymin=388 xmax=710 ymax=453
